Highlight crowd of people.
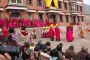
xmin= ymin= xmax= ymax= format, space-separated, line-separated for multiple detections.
xmin=0 ymin=18 xmax=52 ymax=28
xmin=0 ymin=17 xmax=90 ymax=60
xmin=0 ymin=24 xmax=89 ymax=60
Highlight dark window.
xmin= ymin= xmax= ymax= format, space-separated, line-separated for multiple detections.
xmin=38 ymin=13 xmax=43 ymax=20
xmin=64 ymin=2 xmax=67 ymax=10
xmin=77 ymin=5 xmax=78 ymax=11
xmin=28 ymin=0 xmax=32 ymax=5
xmin=80 ymin=6 xmax=82 ymax=12
xmin=37 ymin=0 xmax=42 ymax=6
xmin=81 ymin=16 xmax=83 ymax=22
xmin=78 ymin=16 xmax=80 ymax=23
xmin=66 ymin=15 xmax=69 ymax=22
xmin=0 ymin=12 xmax=1 ymax=18
xmin=28 ymin=13 xmax=34 ymax=19
xmin=58 ymin=1 xmax=61 ymax=9
xmin=17 ymin=0 xmax=22 ymax=3
xmin=11 ymin=0 xmax=16 ymax=3
xmin=60 ymin=15 xmax=63 ymax=22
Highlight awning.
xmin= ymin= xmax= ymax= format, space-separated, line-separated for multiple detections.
xmin=38 ymin=11 xmax=45 ymax=13
xmin=46 ymin=10 xmax=61 ymax=13
xmin=64 ymin=1 xmax=69 ymax=3
xmin=72 ymin=13 xmax=79 ymax=15
xmin=59 ymin=12 xmax=64 ymax=14
xmin=65 ymin=13 xmax=71 ymax=15
xmin=27 ymin=10 xmax=36 ymax=12
xmin=6 ymin=6 xmax=27 ymax=10
xmin=77 ymin=14 xmax=81 ymax=16
xmin=58 ymin=0 xmax=63 ymax=1
xmin=0 ymin=8 xmax=4 ymax=11
xmin=76 ymin=1 xmax=83 ymax=5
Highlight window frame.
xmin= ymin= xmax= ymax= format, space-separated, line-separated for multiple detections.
xmin=81 ymin=16 xmax=83 ymax=22
xmin=80 ymin=6 xmax=82 ymax=12
xmin=64 ymin=2 xmax=68 ymax=10
xmin=66 ymin=15 xmax=69 ymax=23
xmin=37 ymin=0 xmax=42 ymax=7
xmin=9 ymin=0 xmax=23 ymax=4
xmin=78 ymin=16 xmax=80 ymax=23
xmin=59 ymin=15 xmax=63 ymax=23
xmin=38 ymin=13 xmax=43 ymax=21
xmin=0 ymin=12 xmax=1 ymax=18
xmin=28 ymin=13 xmax=34 ymax=20
xmin=27 ymin=0 xmax=32 ymax=5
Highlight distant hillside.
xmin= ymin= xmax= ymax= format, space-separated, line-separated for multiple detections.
xmin=84 ymin=4 xmax=90 ymax=15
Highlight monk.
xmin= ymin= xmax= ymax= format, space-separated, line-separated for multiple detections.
xmin=41 ymin=27 xmax=46 ymax=38
xmin=45 ymin=26 xmax=50 ymax=38
xmin=66 ymin=23 xmax=73 ymax=42
xmin=55 ymin=24 xmax=60 ymax=41
xmin=2 ymin=26 xmax=8 ymax=38
xmin=31 ymin=28 xmax=37 ymax=39
xmin=48 ymin=24 xmax=55 ymax=41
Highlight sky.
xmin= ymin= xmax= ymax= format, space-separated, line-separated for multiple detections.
xmin=83 ymin=0 xmax=90 ymax=5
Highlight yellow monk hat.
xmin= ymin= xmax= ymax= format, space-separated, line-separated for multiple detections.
xmin=56 ymin=24 xmax=58 ymax=26
xmin=68 ymin=23 xmax=70 ymax=26
xmin=46 ymin=26 xmax=49 ymax=28
xmin=50 ymin=24 xmax=53 ymax=27
xmin=33 ymin=27 xmax=36 ymax=30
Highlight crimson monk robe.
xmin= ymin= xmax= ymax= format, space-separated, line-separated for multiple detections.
xmin=55 ymin=24 xmax=60 ymax=41
xmin=48 ymin=24 xmax=55 ymax=41
xmin=45 ymin=0 xmax=58 ymax=8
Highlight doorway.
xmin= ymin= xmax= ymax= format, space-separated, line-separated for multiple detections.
xmin=10 ymin=12 xmax=22 ymax=18
xmin=73 ymin=16 xmax=76 ymax=25
xmin=52 ymin=14 xmax=56 ymax=23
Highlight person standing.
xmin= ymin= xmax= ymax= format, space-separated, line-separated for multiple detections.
xmin=55 ymin=24 xmax=60 ymax=41
xmin=15 ymin=26 xmax=30 ymax=50
xmin=2 ymin=26 xmax=8 ymax=38
xmin=31 ymin=28 xmax=37 ymax=39
xmin=66 ymin=23 xmax=73 ymax=42
xmin=48 ymin=24 xmax=55 ymax=41
xmin=77 ymin=22 xmax=88 ymax=38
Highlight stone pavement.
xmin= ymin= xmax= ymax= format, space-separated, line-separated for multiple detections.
xmin=32 ymin=32 xmax=90 ymax=53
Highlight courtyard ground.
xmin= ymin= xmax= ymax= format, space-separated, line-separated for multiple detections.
xmin=32 ymin=32 xmax=90 ymax=53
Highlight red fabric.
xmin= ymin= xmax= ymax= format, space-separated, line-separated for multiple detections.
xmin=0 ymin=35 xmax=4 ymax=38
xmin=55 ymin=27 xmax=60 ymax=41
xmin=49 ymin=27 xmax=55 ymax=36
xmin=2 ymin=29 xmax=8 ymax=37
xmin=48 ymin=27 xmax=55 ymax=41
xmin=20 ymin=46 xmax=25 ymax=50
xmin=21 ymin=31 xmax=28 ymax=36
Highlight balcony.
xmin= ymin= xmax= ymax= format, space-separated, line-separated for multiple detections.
xmin=5 ymin=3 xmax=27 ymax=10
xmin=69 ymin=0 xmax=77 ymax=2
xmin=63 ymin=0 xmax=69 ymax=2
xmin=46 ymin=7 xmax=61 ymax=13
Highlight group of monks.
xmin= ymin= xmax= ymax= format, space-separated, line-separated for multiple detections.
xmin=41 ymin=24 xmax=74 ymax=42
xmin=41 ymin=24 xmax=61 ymax=41
xmin=31 ymin=23 xmax=74 ymax=42
xmin=0 ymin=18 xmax=47 ymax=28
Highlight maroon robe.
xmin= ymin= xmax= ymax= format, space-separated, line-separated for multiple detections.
xmin=48 ymin=27 xmax=55 ymax=41
xmin=2 ymin=28 xmax=8 ymax=37
xmin=55 ymin=27 xmax=60 ymax=41
xmin=66 ymin=26 xmax=73 ymax=42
